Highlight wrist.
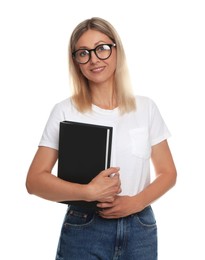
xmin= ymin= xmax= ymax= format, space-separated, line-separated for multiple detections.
xmin=132 ymin=193 xmax=146 ymax=213
xmin=80 ymin=183 xmax=94 ymax=202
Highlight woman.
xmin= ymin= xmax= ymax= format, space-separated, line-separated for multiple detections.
xmin=26 ymin=17 xmax=177 ymax=259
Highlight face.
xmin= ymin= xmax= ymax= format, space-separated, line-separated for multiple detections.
xmin=74 ymin=29 xmax=117 ymax=85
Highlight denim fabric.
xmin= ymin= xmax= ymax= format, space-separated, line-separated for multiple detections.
xmin=55 ymin=205 xmax=157 ymax=260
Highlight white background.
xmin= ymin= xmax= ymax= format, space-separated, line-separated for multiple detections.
xmin=1 ymin=0 xmax=205 ymax=259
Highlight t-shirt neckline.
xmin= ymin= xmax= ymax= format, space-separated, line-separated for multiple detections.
xmin=92 ymin=104 xmax=119 ymax=115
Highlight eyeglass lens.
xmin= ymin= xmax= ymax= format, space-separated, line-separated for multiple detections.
xmin=73 ymin=44 xmax=115 ymax=64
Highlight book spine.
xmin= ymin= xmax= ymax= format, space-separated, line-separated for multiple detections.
xmin=105 ymin=129 xmax=110 ymax=169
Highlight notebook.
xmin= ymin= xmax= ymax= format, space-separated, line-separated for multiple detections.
xmin=57 ymin=120 xmax=113 ymax=208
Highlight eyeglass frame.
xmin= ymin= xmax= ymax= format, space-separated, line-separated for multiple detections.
xmin=72 ymin=43 xmax=116 ymax=64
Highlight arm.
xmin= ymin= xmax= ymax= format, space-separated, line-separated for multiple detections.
xmin=26 ymin=146 xmax=121 ymax=203
xmin=135 ymin=139 xmax=177 ymax=209
xmin=98 ymin=140 xmax=177 ymax=218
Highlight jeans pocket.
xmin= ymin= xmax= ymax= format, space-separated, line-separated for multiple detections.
xmin=134 ymin=206 xmax=157 ymax=227
xmin=63 ymin=207 xmax=95 ymax=228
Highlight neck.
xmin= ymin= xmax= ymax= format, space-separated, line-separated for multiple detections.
xmin=90 ymin=82 xmax=117 ymax=110
xmin=92 ymin=96 xmax=117 ymax=110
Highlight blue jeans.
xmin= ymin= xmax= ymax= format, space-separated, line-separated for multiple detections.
xmin=55 ymin=205 xmax=157 ymax=260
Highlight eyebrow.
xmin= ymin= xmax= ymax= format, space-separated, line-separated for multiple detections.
xmin=77 ymin=41 xmax=108 ymax=50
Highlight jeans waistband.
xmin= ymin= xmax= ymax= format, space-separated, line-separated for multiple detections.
xmin=67 ymin=204 xmax=152 ymax=218
xmin=68 ymin=204 xmax=99 ymax=214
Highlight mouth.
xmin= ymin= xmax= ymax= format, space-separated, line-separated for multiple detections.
xmin=90 ymin=66 xmax=105 ymax=73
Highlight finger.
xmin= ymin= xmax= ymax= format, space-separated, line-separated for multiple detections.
xmin=97 ymin=201 xmax=113 ymax=208
xmin=117 ymin=187 xmax=122 ymax=194
xmin=100 ymin=214 xmax=118 ymax=219
xmin=98 ymin=196 xmax=115 ymax=204
xmin=101 ymin=167 xmax=120 ymax=177
xmin=99 ymin=208 xmax=118 ymax=218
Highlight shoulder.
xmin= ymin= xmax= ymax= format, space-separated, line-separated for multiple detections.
xmin=135 ymin=95 xmax=158 ymax=112
xmin=50 ymin=97 xmax=74 ymax=115
xmin=53 ymin=97 xmax=72 ymax=110
xmin=135 ymin=95 xmax=155 ymax=104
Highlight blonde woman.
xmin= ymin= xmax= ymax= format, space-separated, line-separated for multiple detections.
xmin=26 ymin=17 xmax=177 ymax=259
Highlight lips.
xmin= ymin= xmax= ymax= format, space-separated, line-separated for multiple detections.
xmin=90 ymin=66 xmax=105 ymax=73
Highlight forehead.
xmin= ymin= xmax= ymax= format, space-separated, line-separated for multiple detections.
xmin=76 ymin=29 xmax=111 ymax=49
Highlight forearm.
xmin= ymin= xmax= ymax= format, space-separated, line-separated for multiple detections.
xmin=26 ymin=168 xmax=121 ymax=203
xmin=133 ymin=171 xmax=177 ymax=212
xmin=26 ymin=146 xmax=121 ymax=203
xmin=98 ymin=141 xmax=177 ymax=218
xmin=134 ymin=140 xmax=177 ymax=211
xmin=26 ymin=171 xmax=88 ymax=202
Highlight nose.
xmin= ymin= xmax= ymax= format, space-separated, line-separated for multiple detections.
xmin=90 ymin=50 xmax=99 ymax=63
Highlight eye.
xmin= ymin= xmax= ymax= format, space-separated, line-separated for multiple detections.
xmin=96 ymin=44 xmax=110 ymax=52
xmin=78 ymin=50 xmax=89 ymax=57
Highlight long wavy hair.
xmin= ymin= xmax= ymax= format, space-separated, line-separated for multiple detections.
xmin=68 ymin=17 xmax=136 ymax=113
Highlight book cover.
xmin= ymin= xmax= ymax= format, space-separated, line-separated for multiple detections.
xmin=57 ymin=121 xmax=113 ymax=208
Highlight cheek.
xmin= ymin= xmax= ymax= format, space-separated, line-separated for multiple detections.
xmin=108 ymin=59 xmax=117 ymax=75
xmin=112 ymin=59 xmax=117 ymax=71
xmin=79 ymin=65 xmax=88 ymax=78
xmin=109 ymin=52 xmax=117 ymax=71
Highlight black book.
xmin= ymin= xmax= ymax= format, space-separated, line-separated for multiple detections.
xmin=57 ymin=120 xmax=113 ymax=209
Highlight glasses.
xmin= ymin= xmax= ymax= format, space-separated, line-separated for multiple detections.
xmin=72 ymin=43 xmax=116 ymax=64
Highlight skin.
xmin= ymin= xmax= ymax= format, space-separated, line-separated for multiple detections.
xmin=75 ymin=30 xmax=118 ymax=109
xmin=98 ymin=140 xmax=177 ymax=218
xmin=26 ymin=29 xmax=177 ymax=219
xmin=26 ymin=147 xmax=121 ymax=204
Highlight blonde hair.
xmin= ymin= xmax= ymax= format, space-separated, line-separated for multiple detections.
xmin=68 ymin=17 xmax=136 ymax=113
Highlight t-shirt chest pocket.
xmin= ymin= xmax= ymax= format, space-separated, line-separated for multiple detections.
xmin=129 ymin=127 xmax=151 ymax=159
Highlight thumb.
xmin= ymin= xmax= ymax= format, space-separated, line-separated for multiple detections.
xmin=101 ymin=167 xmax=120 ymax=177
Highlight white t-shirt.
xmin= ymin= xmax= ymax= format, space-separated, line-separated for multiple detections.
xmin=39 ymin=95 xmax=171 ymax=196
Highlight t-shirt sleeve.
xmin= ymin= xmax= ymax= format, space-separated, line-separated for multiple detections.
xmin=149 ymin=99 xmax=171 ymax=146
xmin=39 ymin=103 xmax=65 ymax=150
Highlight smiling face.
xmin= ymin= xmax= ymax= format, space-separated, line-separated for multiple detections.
xmin=74 ymin=29 xmax=117 ymax=86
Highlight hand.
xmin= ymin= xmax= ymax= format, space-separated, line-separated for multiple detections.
xmin=97 ymin=195 xmax=143 ymax=219
xmin=86 ymin=167 xmax=121 ymax=202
